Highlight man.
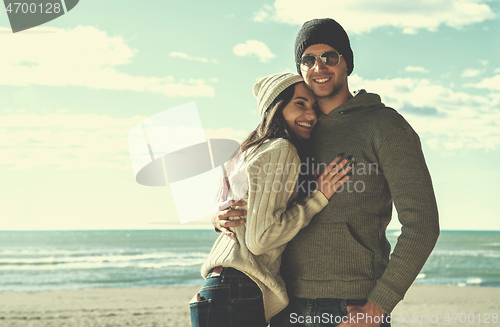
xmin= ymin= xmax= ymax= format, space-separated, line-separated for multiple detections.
xmin=215 ymin=18 xmax=439 ymax=327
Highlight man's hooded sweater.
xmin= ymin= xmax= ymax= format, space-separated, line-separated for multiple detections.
xmin=281 ymin=90 xmax=440 ymax=314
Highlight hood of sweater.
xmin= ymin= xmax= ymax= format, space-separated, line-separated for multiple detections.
xmin=318 ymin=89 xmax=389 ymax=119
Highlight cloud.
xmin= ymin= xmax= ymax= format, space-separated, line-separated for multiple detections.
xmin=254 ymin=0 xmax=496 ymax=34
xmin=205 ymin=128 xmax=249 ymax=143
xmin=147 ymin=79 xmax=214 ymax=97
xmin=465 ymin=69 xmax=500 ymax=91
xmin=0 ymin=113 xmax=146 ymax=170
xmin=349 ymin=74 xmax=500 ymax=151
xmin=402 ymin=28 xmax=418 ymax=35
xmin=405 ymin=66 xmax=429 ymax=73
xmin=254 ymin=4 xmax=273 ymax=22
xmin=0 ymin=26 xmax=215 ymax=97
xmin=233 ymin=40 xmax=276 ymax=62
xmin=0 ymin=114 xmax=251 ymax=171
xmin=461 ymin=69 xmax=482 ymax=78
xmin=471 ymin=73 xmax=500 ymax=91
xmin=170 ymin=52 xmax=219 ymax=64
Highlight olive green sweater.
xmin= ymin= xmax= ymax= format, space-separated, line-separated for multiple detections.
xmin=281 ymin=90 xmax=440 ymax=314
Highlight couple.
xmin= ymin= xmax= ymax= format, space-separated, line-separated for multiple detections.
xmin=190 ymin=18 xmax=439 ymax=327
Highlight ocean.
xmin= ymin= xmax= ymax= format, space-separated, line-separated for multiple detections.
xmin=0 ymin=230 xmax=499 ymax=292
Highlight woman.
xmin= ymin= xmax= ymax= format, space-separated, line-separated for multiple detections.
xmin=190 ymin=73 xmax=352 ymax=326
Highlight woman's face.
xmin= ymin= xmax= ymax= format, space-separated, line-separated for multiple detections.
xmin=282 ymin=82 xmax=317 ymax=140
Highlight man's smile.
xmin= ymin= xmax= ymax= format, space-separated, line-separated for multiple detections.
xmin=313 ymin=77 xmax=331 ymax=83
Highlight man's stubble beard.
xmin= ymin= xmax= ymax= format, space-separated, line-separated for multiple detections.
xmin=321 ymin=82 xmax=343 ymax=101
xmin=313 ymin=79 xmax=344 ymax=101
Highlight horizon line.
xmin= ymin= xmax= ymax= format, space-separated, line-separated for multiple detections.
xmin=0 ymin=228 xmax=499 ymax=232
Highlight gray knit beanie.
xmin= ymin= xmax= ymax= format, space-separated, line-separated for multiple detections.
xmin=253 ymin=73 xmax=303 ymax=117
xmin=295 ymin=18 xmax=354 ymax=76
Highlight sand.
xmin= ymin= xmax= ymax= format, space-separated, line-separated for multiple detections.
xmin=0 ymin=285 xmax=498 ymax=326
xmin=0 ymin=286 xmax=199 ymax=327
xmin=391 ymin=285 xmax=499 ymax=326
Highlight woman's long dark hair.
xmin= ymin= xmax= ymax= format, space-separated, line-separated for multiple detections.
xmin=239 ymin=83 xmax=297 ymax=157
xmin=219 ymin=82 xmax=312 ymax=204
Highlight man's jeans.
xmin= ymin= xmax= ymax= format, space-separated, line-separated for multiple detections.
xmin=190 ymin=267 xmax=267 ymax=327
xmin=270 ymin=296 xmax=391 ymax=327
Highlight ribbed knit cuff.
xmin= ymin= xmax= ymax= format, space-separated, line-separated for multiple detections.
xmin=309 ymin=189 xmax=329 ymax=208
xmin=367 ymin=282 xmax=404 ymax=314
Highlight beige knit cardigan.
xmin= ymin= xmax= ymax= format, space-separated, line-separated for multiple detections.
xmin=201 ymin=138 xmax=328 ymax=321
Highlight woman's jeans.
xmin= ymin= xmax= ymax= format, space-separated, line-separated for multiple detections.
xmin=190 ymin=267 xmax=267 ymax=327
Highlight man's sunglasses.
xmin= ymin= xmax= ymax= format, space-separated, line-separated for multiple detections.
xmin=298 ymin=51 xmax=342 ymax=72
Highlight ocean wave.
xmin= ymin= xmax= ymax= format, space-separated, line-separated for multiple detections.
xmin=137 ymin=260 xmax=206 ymax=269
xmin=0 ymin=258 xmax=205 ymax=271
xmin=0 ymin=248 xmax=206 ymax=256
xmin=0 ymin=251 xmax=208 ymax=271
xmin=466 ymin=277 xmax=482 ymax=285
xmin=0 ymin=261 xmax=134 ymax=271
xmin=484 ymin=243 xmax=500 ymax=247
xmin=0 ymin=251 xmax=208 ymax=264
xmin=432 ymin=249 xmax=500 ymax=258
xmin=416 ymin=273 xmax=426 ymax=279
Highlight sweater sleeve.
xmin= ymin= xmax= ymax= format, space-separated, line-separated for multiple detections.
xmin=367 ymin=127 xmax=440 ymax=313
xmin=244 ymin=143 xmax=328 ymax=256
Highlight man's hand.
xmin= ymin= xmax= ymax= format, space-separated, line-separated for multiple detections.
xmin=337 ymin=301 xmax=386 ymax=327
xmin=212 ymin=198 xmax=247 ymax=238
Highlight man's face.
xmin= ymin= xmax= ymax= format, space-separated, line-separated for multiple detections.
xmin=301 ymin=44 xmax=348 ymax=99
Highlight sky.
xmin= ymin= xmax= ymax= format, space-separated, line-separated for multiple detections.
xmin=0 ymin=0 xmax=499 ymax=231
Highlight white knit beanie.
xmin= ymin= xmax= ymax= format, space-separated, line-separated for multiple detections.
xmin=253 ymin=73 xmax=303 ymax=117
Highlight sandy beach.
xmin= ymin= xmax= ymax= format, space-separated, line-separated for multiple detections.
xmin=0 ymin=285 xmax=498 ymax=326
